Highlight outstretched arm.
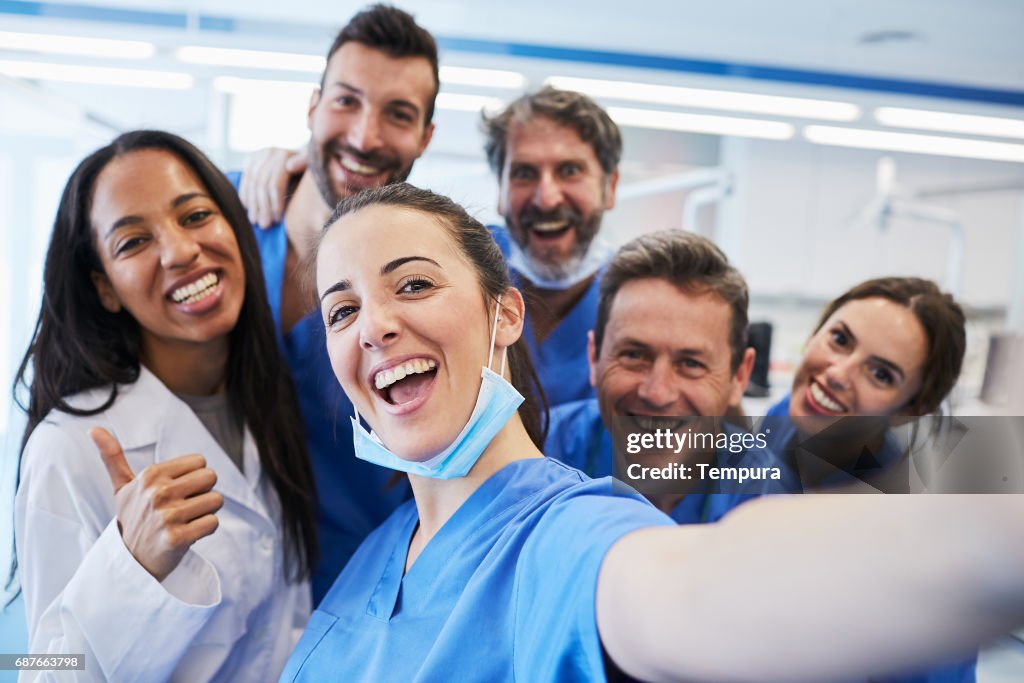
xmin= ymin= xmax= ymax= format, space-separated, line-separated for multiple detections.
xmin=598 ymin=494 xmax=1024 ymax=683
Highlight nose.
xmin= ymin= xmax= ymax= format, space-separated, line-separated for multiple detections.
xmin=159 ymin=225 xmax=200 ymax=270
xmin=636 ymin=358 xmax=679 ymax=410
xmin=348 ymin=110 xmax=383 ymax=153
xmin=822 ymin=355 xmax=856 ymax=392
xmin=532 ymin=171 xmax=564 ymax=212
xmin=358 ymin=300 xmax=401 ymax=350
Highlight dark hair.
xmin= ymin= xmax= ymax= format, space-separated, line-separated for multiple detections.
xmin=13 ymin=130 xmax=317 ymax=583
xmin=322 ymin=3 xmax=440 ymax=124
xmin=595 ymin=230 xmax=750 ymax=373
xmin=482 ymin=86 xmax=622 ymax=178
xmin=318 ymin=182 xmax=549 ymax=448
xmin=813 ymin=277 xmax=966 ymax=416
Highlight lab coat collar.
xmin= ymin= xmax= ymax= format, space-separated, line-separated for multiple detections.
xmin=109 ymin=366 xmax=269 ymax=519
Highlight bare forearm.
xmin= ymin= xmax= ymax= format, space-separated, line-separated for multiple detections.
xmin=598 ymin=495 xmax=1024 ymax=683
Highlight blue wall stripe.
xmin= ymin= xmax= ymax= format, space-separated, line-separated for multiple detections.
xmin=3 ymin=0 xmax=1023 ymax=108
xmin=436 ymin=37 xmax=1024 ymax=107
xmin=0 ymin=0 xmax=184 ymax=28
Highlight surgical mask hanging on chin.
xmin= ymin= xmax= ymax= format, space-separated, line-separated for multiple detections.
xmin=350 ymin=296 xmax=525 ymax=480
xmin=506 ymin=236 xmax=614 ymax=290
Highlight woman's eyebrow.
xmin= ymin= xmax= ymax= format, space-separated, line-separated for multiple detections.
xmin=171 ymin=192 xmax=207 ymax=208
xmin=320 ymin=256 xmax=441 ymax=303
xmin=319 ymin=279 xmax=351 ymax=303
xmin=105 ymin=192 xmax=210 ymax=237
xmin=381 ymin=256 xmax=441 ymax=275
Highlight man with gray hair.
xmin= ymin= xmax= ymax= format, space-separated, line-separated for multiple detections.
xmin=482 ymin=86 xmax=621 ymax=407
xmin=545 ymin=229 xmax=796 ymax=521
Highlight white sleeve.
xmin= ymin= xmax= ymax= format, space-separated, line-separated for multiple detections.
xmin=16 ymin=423 xmax=223 ymax=683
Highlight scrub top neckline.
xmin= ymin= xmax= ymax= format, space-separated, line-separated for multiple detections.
xmin=366 ymin=457 xmax=555 ymax=621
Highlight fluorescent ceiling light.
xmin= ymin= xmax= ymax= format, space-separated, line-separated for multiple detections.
xmin=440 ymin=66 xmax=526 ymax=90
xmin=609 ymin=106 xmax=794 ymax=140
xmin=874 ymin=107 xmax=1024 ymax=140
xmin=548 ymin=75 xmax=860 ymax=122
xmin=178 ymin=46 xmax=325 ymax=73
xmin=213 ymin=76 xmax=315 ymax=95
xmin=179 ymin=48 xmax=526 ymax=93
xmin=804 ymin=125 xmax=1024 ymax=163
xmin=0 ymin=60 xmax=192 ymax=89
xmin=436 ymin=92 xmax=505 ymax=114
xmin=214 ymin=78 xmax=504 ymax=114
xmin=0 ymin=30 xmax=154 ymax=59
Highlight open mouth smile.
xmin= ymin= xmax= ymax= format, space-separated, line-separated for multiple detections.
xmin=339 ymin=155 xmax=386 ymax=177
xmin=372 ymin=357 xmax=438 ymax=407
xmin=168 ymin=270 xmax=220 ymax=306
xmin=806 ymin=380 xmax=849 ymax=415
xmin=528 ymin=219 xmax=573 ymax=240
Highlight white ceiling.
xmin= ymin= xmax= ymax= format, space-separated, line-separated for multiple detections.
xmin=22 ymin=0 xmax=1023 ymax=91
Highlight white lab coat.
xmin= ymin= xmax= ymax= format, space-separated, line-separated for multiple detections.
xmin=15 ymin=366 xmax=311 ymax=682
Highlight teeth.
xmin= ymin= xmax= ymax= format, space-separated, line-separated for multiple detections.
xmin=632 ymin=415 xmax=687 ymax=432
xmin=532 ymin=220 xmax=569 ymax=233
xmin=339 ymin=156 xmax=381 ymax=176
xmin=171 ymin=273 xmax=219 ymax=304
xmin=635 ymin=416 xmax=659 ymax=431
xmin=375 ymin=359 xmax=437 ymax=390
xmin=811 ymin=382 xmax=845 ymax=413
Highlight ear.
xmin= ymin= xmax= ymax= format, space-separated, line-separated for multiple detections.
xmin=91 ymin=271 xmax=122 ymax=313
xmin=417 ymin=121 xmax=435 ymax=156
xmin=728 ymin=347 xmax=756 ymax=407
xmin=603 ymin=169 xmax=620 ymax=211
xmin=494 ymin=287 xmax=526 ymax=350
xmin=307 ymin=87 xmax=322 ymax=129
xmin=587 ymin=329 xmax=598 ymax=388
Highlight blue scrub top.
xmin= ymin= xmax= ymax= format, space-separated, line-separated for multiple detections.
xmin=489 ymin=225 xmax=600 ymax=407
xmin=229 ymin=172 xmax=410 ymax=604
xmin=762 ymin=396 xmax=976 ymax=683
xmin=280 ymin=458 xmax=673 ymax=682
xmin=546 ymin=398 xmax=798 ymax=524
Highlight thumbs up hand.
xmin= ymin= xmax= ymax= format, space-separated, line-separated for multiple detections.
xmin=89 ymin=427 xmax=224 ymax=582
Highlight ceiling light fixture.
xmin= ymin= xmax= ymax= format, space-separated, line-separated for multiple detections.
xmin=874 ymin=107 xmax=1024 ymax=140
xmin=609 ymin=106 xmax=795 ymax=139
xmin=440 ymin=65 xmax=526 ymax=90
xmin=804 ymin=125 xmax=1024 ymax=163
xmin=435 ymin=92 xmax=505 ymax=113
xmin=178 ymin=46 xmax=325 ymax=72
xmin=0 ymin=31 xmax=154 ymax=59
xmin=0 ymin=59 xmax=192 ymax=89
xmin=548 ymin=75 xmax=860 ymax=121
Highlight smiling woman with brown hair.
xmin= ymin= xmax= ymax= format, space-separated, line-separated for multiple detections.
xmin=282 ymin=182 xmax=1023 ymax=683
xmin=764 ymin=277 xmax=967 ymax=492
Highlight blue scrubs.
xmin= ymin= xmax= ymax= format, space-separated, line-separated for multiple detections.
xmin=489 ymin=225 xmax=599 ymax=407
xmin=546 ymin=398 xmax=798 ymax=523
xmin=762 ymin=395 xmax=976 ymax=683
xmin=280 ymin=458 xmax=673 ymax=682
xmin=229 ymin=172 xmax=409 ymax=604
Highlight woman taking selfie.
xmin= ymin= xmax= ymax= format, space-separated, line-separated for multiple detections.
xmin=14 ymin=130 xmax=317 ymax=682
xmin=280 ymin=182 xmax=1023 ymax=683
